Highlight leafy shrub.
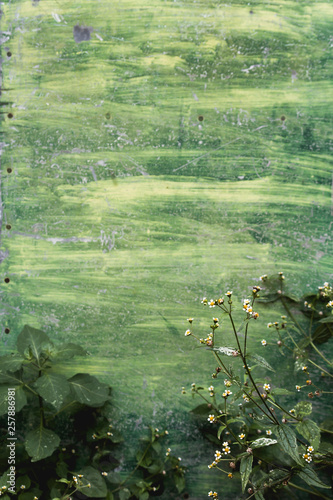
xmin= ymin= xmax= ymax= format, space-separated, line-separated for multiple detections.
xmin=183 ymin=276 xmax=333 ymax=499
xmin=0 ymin=326 xmax=185 ymax=499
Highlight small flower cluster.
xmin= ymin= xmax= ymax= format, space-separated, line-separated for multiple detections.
xmin=207 ymin=414 xmax=216 ymax=423
xmin=242 ymin=393 xmax=250 ymax=402
xmin=222 ymin=441 xmax=231 ymax=455
xmin=319 ymin=282 xmax=332 ymax=298
xmin=208 ymin=491 xmax=218 ymax=498
xmin=222 ymin=389 xmax=232 ymax=398
xmin=209 ymin=385 xmax=215 ymax=397
xmin=243 ymin=299 xmax=259 ymax=319
xmin=303 ymin=445 xmax=315 ymax=463
xmin=202 ymin=297 xmax=225 ymax=307
xmin=166 ymin=447 xmax=171 ymax=456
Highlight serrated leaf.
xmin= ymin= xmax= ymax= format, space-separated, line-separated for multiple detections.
xmin=25 ymin=427 xmax=60 ymax=461
xmin=213 ymin=346 xmax=236 ymax=356
xmin=246 ymin=353 xmax=275 ymax=372
xmin=240 ymin=454 xmax=253 ymax=493
xmin=34 ymin=373 xmax=70 ymax=410
xmin=276 ymin=425 xmax=301 ymax=465
xmin=295 ymin=401 xmax=312 ymax=417
xmin=251 ymin=438 xmax=278 ymax=449
xmin=17 ymin=325 xmax=52 ymax=362
xmin=68 ymin=373 xmax=110 ymax=407
xmin=298 ymin=465 xmax=330 ymax=489
xmin=51 ymin=343 xmax=87 ymax=360
xmin=296 ymin=420 xmax=320 ymax=449
xmin=77 ymin=466 xmax=107 ymax=498
xmin=0 ymin=354 xmax=24 ymax=373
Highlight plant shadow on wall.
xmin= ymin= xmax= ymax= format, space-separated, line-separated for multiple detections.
xmin=183 ymin=276 xmax=333 ymax=500
xmin=0 ymin=326 xmax=185 ymax=500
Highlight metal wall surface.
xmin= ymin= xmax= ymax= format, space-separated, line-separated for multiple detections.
xmin=1 ymin=0 xmax=332 ymax=496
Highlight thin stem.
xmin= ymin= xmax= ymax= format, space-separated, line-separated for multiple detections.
xmin=111 ymin=441 xmax=153 ymax=493
xmin=309 ymin=341 xmax=332 ymax=367
xmin=213 ymin=352 xmax=276 ymax=423
xmin=267 ymin=398 xmax=299 ymax=421
xmin=280 ymin=296 xmax=307 ymax=337
xmin=289 ymin=482 xmax=331 ymax=500
xmin=229 ymin=313 xmax=279 ymax=425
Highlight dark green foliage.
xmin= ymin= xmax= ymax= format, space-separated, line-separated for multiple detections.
xmin=0 ymin=326 xmax=185 ymax=499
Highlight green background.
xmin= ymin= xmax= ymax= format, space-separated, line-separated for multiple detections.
xmin=1 ymin=0 xmax=332 ymax=496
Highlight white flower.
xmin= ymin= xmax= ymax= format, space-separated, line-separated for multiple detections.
xmin=261 ymin=340 xmax=267 ymax=346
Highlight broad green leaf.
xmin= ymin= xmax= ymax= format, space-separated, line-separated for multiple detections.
xmin=276 ymin=425 xmax=301 ymax=465
xmin=13 ymin=385 xmax=28 ymax=412
xmin=312 ymin=324 xmax=332 ymax=345
xmin=272 ymin=388 xmax=294 ymax=396
xmin=0 ymin=354 xmax=24 ymax=373
xmin=174 ymin=473 xmax=185 ymax=493
xmin=119 ymin=488 xmax=131 ymax=500
xmin=296 ymin=420 xmax=321 ymax=449
xmin=251 ymin=438 xmax=278 ymax=449
xmin=139 ymin=493 xmax=149 ymax=500
xmin=240 ymin=454 xmax=253 ymax=493
xmin=0 ymin=386 xmax=13 ymax=415
xmin=17 ymin=325 xmax=52 ymax=362
xmin=257 ymin=293 xmax=279 ymax=304
xmin=246 ymin=353 xmax=275 ymax=372
xmin=25 ymin=427 xmax=60 ymax=462
xmin=51 ymin=343 xmax=87 ymax=360
xmin=190 ymin=404 xmax=210 ymax=415
xmin=16 ymin=475 xmax=31 ymax=490
xmin=295 ymin=401 xmax=312 ymax=417
xmin=0 ymin=371 xmax=22 ymax=386
xmin=213 ymin=346 xmax=236 ymax=356
xmin=34 ymin=373 xmax=70 ymax=410
xmin=298 ymin=465 xmax=330 ymax=489
xmin=68 ymin=373 xmax=110 ymax=407
xmin=77 ymin=466 xmax=107 ymax=498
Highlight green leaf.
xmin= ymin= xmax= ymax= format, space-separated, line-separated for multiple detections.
xmin=34 ymin=373 xmax=70 ymax=410
xmin=251 ymin=438 xmax=278 ymax=449
xmin=0 ymin=379 xmax=27 ymax=412
xmin=312 ymin=323 xmax=332 ymax=345
xmin=68 ymin=373 xmax=110 ymax=407
xmin=276 ymin=425 xmax=301 ymax=465
xmin=213 ymin=346 xmax=236 ymax=356
xmin=0 ymin=371 xmax=23 ymax=386
xmin=246 ymin=353 xmax=275 ymax=372
xmin=51 ymin=343 xmax=87 ymax=360
xmin=282 ymin=293 xmax=299 ymax=303
xmin=190 ymin=404 xmax=210 ymax=415
xmin=257 ymin=293 xmax=279 ymax=304
xmin=16 ymin=475 xmax=31 ymax=490
xmin=174 ymin=473 xmax=185 ymax=493
xmin=298 ymin=465 xmax=330 ymax=489
xmin=0 ymin=354 xmax=24 ymax=373
xmin=119 ymin=488 xmax=131 ymax=500
xmin=240 ymin=454 xmax=253 ymax=493
xmin=295 ymin=401 xmax=312 ymax=417
xmin=255 ymin=492 xmax=265 ymax=500
xmin=25 ymin=427 xmax=60 ymax=462
xmin=139 ymin=492 xmax=149 ymax=500
xmin=17 ymin=325 xmax=52 ymax=362
xmin=77 ymin=466 xmax=107 ymax=498
xmin=296 ymin=420 xmax=321 ymax=449
xmin=319 ymin=315 xmax=333 ymax=323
